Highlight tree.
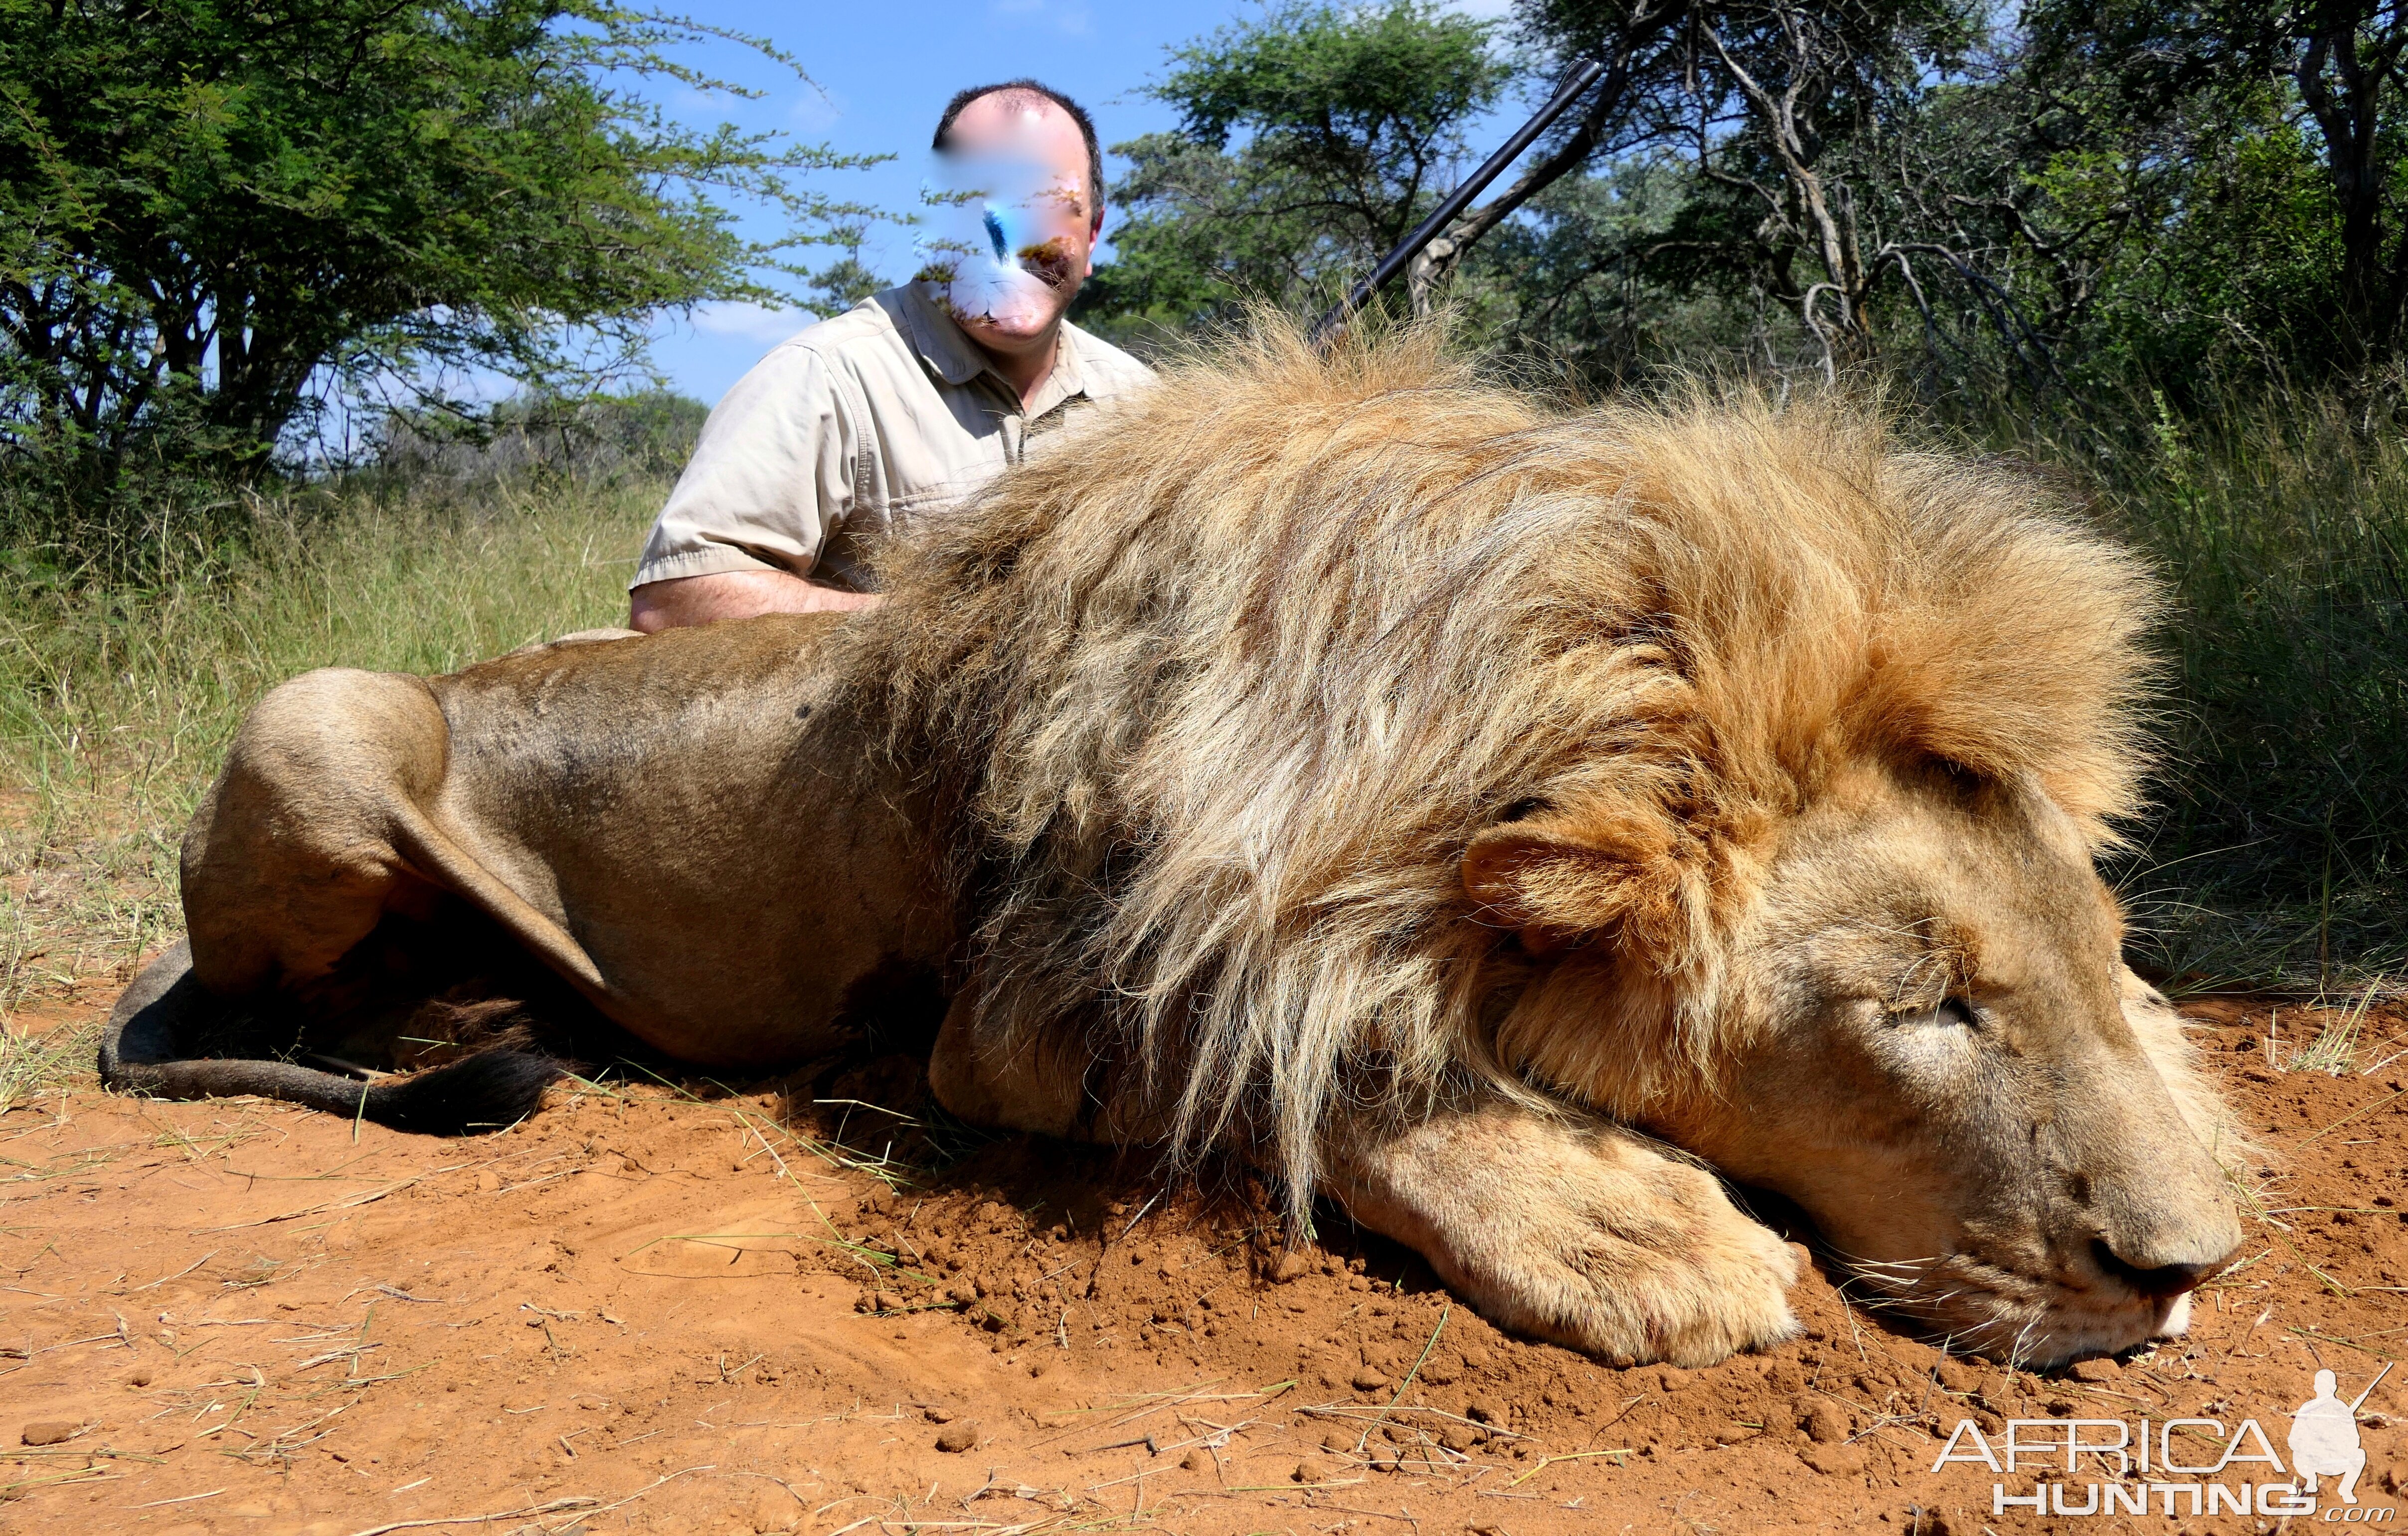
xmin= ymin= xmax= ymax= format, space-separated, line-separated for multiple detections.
xmin=1455 ymin=154 xmax=1741 ymax=384
xmin=1083 ymin=0 xmax=2371 ymax=401
xmin=806 ymin=225 xmax=886 ymax=318
xmin=1509 ymin=0 xmax=1995 ymax=379
xmin=2030 ymin=0 xmax=2408 ymax=377
xmin=1405 ymin=0 xmax=1691 ymax=308
xmin=1083 ymin=0 xmax=2011 ymax=380
xmin=1076 ymin=1 xmax=1508 ymax=335
xmin=0 ymin=0 xmax=880 ymax=491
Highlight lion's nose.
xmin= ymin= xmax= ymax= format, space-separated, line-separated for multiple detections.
xmin=2090 ymin=1237 xmax=2215 ymax=1299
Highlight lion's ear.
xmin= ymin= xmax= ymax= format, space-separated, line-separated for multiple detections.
xmin=1460 ymin=810 xmax=1690 ymax=959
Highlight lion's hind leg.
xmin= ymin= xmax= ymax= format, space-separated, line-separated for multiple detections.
xmin=114 ymin=666 xmax=574 ymax=1132
xmin=1324 ymin=1095 xmax=1803 ymax=1368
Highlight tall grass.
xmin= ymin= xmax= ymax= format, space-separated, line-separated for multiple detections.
xmin=1990 ymin=389 xmax=2408 ymax=988
xmin=0 ymin=477 xmax=657 ymax=1023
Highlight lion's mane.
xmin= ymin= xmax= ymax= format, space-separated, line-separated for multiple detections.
xmin=852 ymin=322 xmax=2161 ymax=1214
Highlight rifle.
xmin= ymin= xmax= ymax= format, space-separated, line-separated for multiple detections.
xmin=1307 ymin=57 xmax=1608 ymax=353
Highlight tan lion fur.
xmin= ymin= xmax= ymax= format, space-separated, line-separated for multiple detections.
xmin=856 ymin=319 xmax=2165 ymax=1222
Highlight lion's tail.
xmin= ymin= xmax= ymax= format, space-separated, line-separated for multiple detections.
xmin=99 ymin=942 xmax=563 ymax=1134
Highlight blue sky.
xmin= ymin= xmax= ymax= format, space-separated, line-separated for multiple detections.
xmin=643 ymin=0 xmax=1514 ymax=405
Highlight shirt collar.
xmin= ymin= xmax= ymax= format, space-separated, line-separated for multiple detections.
xmin=897 ymin=280 xmax=1089 ymax=409
xmin=896 ymin=280 xmax=990 ymax=387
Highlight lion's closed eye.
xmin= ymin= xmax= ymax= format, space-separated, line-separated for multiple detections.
xmin=1881 ymin=991 xmax=1980 ymax=1029
xmin=1927 ymin=996 xmax=1979 ymax=1029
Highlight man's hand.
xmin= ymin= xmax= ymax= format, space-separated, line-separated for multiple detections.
xmin=628 ymin=569 xmax=881 ymax=632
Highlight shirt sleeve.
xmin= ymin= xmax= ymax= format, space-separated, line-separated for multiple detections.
xmin=630 ymin=341 xmax=858 ymax=590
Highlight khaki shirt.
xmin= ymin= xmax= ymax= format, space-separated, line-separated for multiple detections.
xmin=632 ymin=282 xmax=1154 ymax=592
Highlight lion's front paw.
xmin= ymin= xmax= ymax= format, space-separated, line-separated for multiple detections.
xmin=1329 ymin=1106 xmax=1801 ymax=1368
xmin=1472 ymin=1152 xmax=1802 ymax=1367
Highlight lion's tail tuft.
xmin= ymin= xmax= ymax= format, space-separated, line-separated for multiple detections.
xmin=361 ymin=1048 xmax=565 ymax=1133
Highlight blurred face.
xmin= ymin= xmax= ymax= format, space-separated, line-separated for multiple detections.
xmin=930 ymin=94 xmax=1101 ymax=356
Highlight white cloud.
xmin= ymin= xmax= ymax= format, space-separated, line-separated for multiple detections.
xmin=689 ymin=302 xmax=812 ymax=344
xmin=1441 ymin=0 xmax=1517 ymax=15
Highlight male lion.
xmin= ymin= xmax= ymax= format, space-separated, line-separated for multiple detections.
xmin=104 ymin=326 xmax=2242 ymax=1368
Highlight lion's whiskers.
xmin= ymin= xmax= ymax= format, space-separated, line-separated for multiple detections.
xmin=1821 ymin=1244 xmax=2137 ymax=1365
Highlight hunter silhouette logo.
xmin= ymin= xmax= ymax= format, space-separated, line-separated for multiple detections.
xmin=2293 ymin=1364 xmax=2389 ymax=1506
xmin=1930 ymin=1360 xmax=2395 ymax=1520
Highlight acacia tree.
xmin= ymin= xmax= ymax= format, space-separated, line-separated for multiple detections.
xmin=1403 ymin=0 xmax=1691 ymax=310
xmin=1076 ymin=0 xmax=1509 ymax=334
xmin=0 ymin=0 xmax=879 ymax=491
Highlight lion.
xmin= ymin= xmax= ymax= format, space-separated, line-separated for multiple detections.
xmin=102 ymin=322 xmax=2242 ymax=1368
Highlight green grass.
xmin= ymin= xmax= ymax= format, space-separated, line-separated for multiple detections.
xmin=0 ymin=477 xmax=658 ymax=1031
xmin=1983 ymin=388 xmax=2408 ymax=990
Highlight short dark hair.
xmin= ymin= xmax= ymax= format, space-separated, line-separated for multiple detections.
xmin=932 ymin=79 xmax=1105 ymax=211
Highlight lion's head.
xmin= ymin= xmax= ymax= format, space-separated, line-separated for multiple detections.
xmin=1439 ymin=387 xmax=2244 ymax=1362
xmin=1473 ymin=758 xmax=2241 ymax=1364
xmin=869 ymin=322 xmax=2241 ymax=1364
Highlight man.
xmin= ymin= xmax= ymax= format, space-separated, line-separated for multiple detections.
xmin=627 ymin=80 xmax=1153 ymax=630
xmin=2288 ymin=1368 xmax=2370 ymax=1504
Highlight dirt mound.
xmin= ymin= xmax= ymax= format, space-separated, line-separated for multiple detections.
xmin=0 ymin=996 xmax=2402 ymax=1534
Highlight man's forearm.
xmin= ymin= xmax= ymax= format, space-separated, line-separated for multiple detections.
xmin=627 ymin=568 xmax=881 ymax=632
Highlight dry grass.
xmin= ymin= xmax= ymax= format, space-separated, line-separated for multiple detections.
xmin=0 ymin=477 xmax=659 ymax=1060
xmin=0 ymin=1011 xmax=97 ymax=1119
xmin=2258 ymin=986 xmax=2408 ymax=1078
xmin=2287 ymin=985 xmax=2382 ymax=1075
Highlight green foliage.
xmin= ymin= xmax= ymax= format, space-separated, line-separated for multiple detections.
xmin=368 ymin=390 xmax=708 ymax=489
xmin=1454 ymin=157 xmax=1758 ymax=384
xmin=804 ymin=224 xmax=886 ymax=319
xmin=1075 ymin=0 xmax=1506 ymax=340
xmin=2027 ymin=0 xmax=2408 ymax=375
xmin=1084 ymin=0 xmax=2408 ymax=402
xmin=0 ymin=0 xmax=880 ymax=499
xmin=1553 ymin=0 xmax=1981 ymax=366
xmin=2062 ymin=114 xmax=2344 ymax=394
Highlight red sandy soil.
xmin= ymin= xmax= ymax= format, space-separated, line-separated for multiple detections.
xmin=1 ymin=993 xmax=2402 ymax=1536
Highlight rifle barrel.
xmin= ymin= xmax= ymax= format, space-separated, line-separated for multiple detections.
xmin=1308 ymin=57 xmax=1607 ymax=352
xmin=2348 ymin=1359 xmax=2393 ymax=1413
